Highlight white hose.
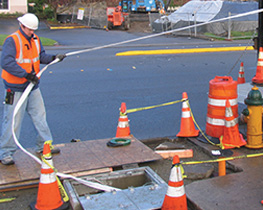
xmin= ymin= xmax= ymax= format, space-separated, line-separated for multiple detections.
xmin=11 ymin=9 xmax=263 ymax=192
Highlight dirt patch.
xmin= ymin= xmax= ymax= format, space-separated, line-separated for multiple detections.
xmin=128 ymin=21 xmax=152 ymax=33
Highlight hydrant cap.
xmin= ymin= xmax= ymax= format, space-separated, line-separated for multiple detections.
xmin=244 ymin=86 xmax=263 ymax=105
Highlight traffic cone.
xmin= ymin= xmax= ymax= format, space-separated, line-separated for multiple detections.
xmin=177 ymin=92 xmax=199 ymax=137
xmin=237 ymin=62 xmax=245 ymax=84
xmin=221 ymin=99 xmax=246 ymax=149
xmin=30 ymin=142 xmax=68 ymax=210
xmin=116 ymin=102 xmax=130 ymax=137
xmin=161 ymin=155 xmax=187 ymax=210
xmin=252 ymin=47 xmax=263 ymax=85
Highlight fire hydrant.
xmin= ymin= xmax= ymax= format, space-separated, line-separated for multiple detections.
xmin=242 ymin=86 xmax=263 ymax=149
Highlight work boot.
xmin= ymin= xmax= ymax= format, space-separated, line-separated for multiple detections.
xmin=36 ymin=146 xmax=60 ymax=154
xmin=1 ymin=155 xmax=15 ymax=165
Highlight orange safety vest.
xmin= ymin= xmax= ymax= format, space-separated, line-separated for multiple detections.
xmin=1 ymin=30 xmax=41 ymax=84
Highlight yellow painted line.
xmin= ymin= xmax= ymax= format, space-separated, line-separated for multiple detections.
xmin=50 ymin=26 xmax=89 ymax=30
xmin=116 ymin=46 xmax=254 ymax=56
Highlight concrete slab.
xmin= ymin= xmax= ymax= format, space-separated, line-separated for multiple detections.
xmin=186 ymin=137 xmax=263 ymax=210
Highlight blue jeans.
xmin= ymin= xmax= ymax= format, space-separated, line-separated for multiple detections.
xmin=0 ymin=88 xmax=53 ymax=159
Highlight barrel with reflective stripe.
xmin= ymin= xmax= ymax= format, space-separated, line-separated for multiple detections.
xmin=206 ymin=76 xmax=238 ymax=138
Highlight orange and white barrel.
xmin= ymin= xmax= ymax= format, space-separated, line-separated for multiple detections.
xmin=205 ymin=76 xmax=238 ymax=138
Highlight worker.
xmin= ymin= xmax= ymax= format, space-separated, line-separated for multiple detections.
xmin=0 ymin=13 xmax=66 ymax=165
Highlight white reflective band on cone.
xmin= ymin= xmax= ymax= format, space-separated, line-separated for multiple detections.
xmin=225 ymin=107 xmax=233 ymax=117
xmin=225 ymin=118 xmax=238 ymax=127
xmin=118 ymin=121 xmax=129 ymax=128
xmin=166 ymin=185 xmax=185 ymax=198
xmin=182 ymin=111 xmax=191 ymax=118
xmin=40 ymin=172 xmax=57 ymax=184
xmin=208 ymin=98 xmax=237 ymax=107
xmin=206 ymin=117 xmax=225 ymax=126
xmin=182 ymin=102 xmax=188 ymax=108
xmin=169 ymin=167 xmax=183 ymax=182
xmin=41 ymin=159 xmax=53 ymax=169
xmin=257 ymin=61 xmax=263 ymax=66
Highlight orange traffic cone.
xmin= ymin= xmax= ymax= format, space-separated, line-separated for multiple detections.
xmin=177 ymin=92 xmax=199 ymax=137
xmin=116 ymin=102 xmax=130 ymax=137
xmin=252 ymin=47 xmax=263 ymax=85
xmin=221 ymin=99 xmax=246 ymax=149
xmin=237 ymin=62 xmax=245 ymax=84
xmin=161 ymin=155 xmax=187 ymax=210
xmin=30 ymin=142 xmax=68 ymax=210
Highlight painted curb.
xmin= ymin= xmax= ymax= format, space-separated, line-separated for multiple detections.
xmin=116 ymin=46 xmax=255 ymax=56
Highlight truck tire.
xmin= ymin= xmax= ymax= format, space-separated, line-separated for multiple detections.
xmin=123 ymin=16 xmax=130 ymax=30
xmin=107 ymin=21 xmax=113 ymax=30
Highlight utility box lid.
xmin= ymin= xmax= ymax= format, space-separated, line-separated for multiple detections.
xmin=64 ymin=166 xmax=168 ymax=210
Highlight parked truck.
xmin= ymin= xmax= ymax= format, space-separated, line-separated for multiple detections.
xmin=119 ymin=0 xmax=165 ymax=13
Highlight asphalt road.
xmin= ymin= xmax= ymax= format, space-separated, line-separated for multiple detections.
xmin=0 ymin=19 xmax=258 ymax=150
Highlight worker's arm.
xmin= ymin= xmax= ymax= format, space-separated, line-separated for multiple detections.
xmin=39 ymin=40 xmax=66 ymax=64
xmin=1 ymin=37 xmax=28 ymax=78
xmin=39 ymin=41 xmax=56 ymax=64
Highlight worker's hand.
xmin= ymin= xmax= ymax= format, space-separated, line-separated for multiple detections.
xmin=55 ymin=54 xmax=66 ymax=62
xmin=25 ymin=72 xmax=39 ymax=85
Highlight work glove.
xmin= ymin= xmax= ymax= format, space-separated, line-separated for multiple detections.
xmin=25 ymin=72 xmax=39 ymax=85
xmin=54 ymin=54 xmax=66 ymax=62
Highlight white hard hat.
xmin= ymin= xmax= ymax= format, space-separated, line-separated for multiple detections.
xmin=17 ymin=13 xmax=39 ymax=30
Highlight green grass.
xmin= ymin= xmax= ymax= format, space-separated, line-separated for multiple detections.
xmin=204 ymin=31 xmax=257 ymax=40
xmin=0 ymin=34 xmax=57 ymax=46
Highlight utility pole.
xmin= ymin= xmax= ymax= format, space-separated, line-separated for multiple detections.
xmin=258 ymin=0 xmax=263 ymax=54
xmin=252 ymin=0 xmax=263 ymax=84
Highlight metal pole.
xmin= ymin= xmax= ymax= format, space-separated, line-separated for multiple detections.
xmin=228 ymin=12 xmax=231 ymax=40
xmin=258 ymin=0 xmax=263 ymax=53
xmin=194 ymin=11 xmax=197 ymax=37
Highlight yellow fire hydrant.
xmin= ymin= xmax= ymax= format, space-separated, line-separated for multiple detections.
xmin=242 ymin=86 xmax=263 ymax=149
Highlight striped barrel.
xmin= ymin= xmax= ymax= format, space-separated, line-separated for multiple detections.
xmin=205 ymin=76 xmax=238 ymax=138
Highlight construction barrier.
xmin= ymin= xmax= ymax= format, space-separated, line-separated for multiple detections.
xmin=252 ymin=47 xmax=263 ymax=85
xmin=30 ymin=142 xmax=68 ymax=210
xmin=177 ymin=92 xmax=199 ymax=138
xmin=206 ymin=76 xmax=238 ymax=138
xmin=220 ymin=99 xmax=246 ymax=149
xmin=116 ymin=102 xmax=131 ymax=138
xmin=161 ymin=155 xmax=187 ymax=210
xmin=237 ymin=62 xmax=245 ymax=84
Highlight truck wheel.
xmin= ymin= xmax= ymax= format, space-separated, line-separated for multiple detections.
xmin=107 ymin=21 xmax=113 ymax=30
xmin=123 ymin=16 xmax=130 ymax=30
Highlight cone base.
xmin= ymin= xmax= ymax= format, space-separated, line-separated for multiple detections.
xmin=162 ymin=195 xmax=187 ymax=210
xmin=222 ymin=134 xmax=247 ymax=149
xmin=222 ymin=140 xmax=246 ymax=149
xmin=177 ymin=130 xmax=199 ymax=138
xmin=30 ymin=201 xmax=69 ymax=210
xmin=237 ymin=79 xmax=245 ymax=84
xmin=252 ymin=77 xmax=263 ymax=85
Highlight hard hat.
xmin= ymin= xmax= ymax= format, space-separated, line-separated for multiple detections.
xmin=17 ymin=13 xmax=39 ymax=30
